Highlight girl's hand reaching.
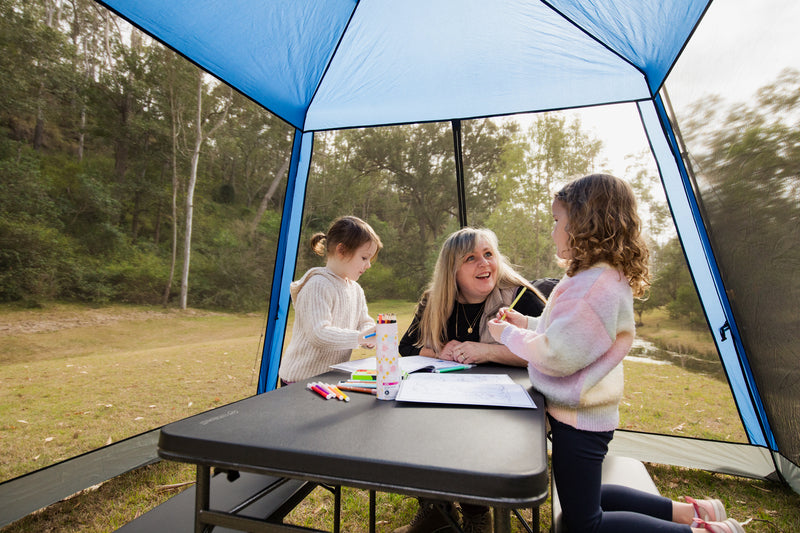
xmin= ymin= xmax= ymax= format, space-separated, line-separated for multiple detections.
xmin=359 ymin=326 xmax=376 ymax=349
xmin=489 ymin=307 xmax=527 ymax=342
xmin=497 ymin=307 xmax=527 ymax=328
xmin=487 ymin=318 xmax=509 ymax=343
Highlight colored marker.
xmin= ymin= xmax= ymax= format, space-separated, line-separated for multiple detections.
xmin=307 ymin=383 xmax=334 ymax=400
xmin=339 ymin=380 xmax=377 ymax=388
xmin=337 ymin=385 xmax=378 ymax=395
xmin=329 ymin=385 xmax=350 ymax=402
xmin=322 ymin=383 xmax=344 ymax=401
xmin=364 ymin=332 xmax=376 ymax=339
xmin=500 ymin=287 xmax=527 ymax=321
xmin=434 ymin=364 xmax=473 ymax=373
xmin=314 ymin=382 xmax=337 ymax=398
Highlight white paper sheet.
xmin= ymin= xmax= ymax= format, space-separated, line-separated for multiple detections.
xmin=394 ymin=373 xmax=537 ymax=409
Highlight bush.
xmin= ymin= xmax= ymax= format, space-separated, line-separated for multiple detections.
xmin=188 ymin=221 xmax=275 ymax=312
xmin=0 ymin=217 xmax=74 ymax=301
xmin=667 ymin=284 xmax=706 ymax=327
xmin=102 ymin=250 xmax=170 ymax=305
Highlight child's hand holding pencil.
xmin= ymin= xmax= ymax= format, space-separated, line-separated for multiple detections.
xmin=499 ymin=286 xmax=526 ymax=321
xmin=359 ymin=326 xmax=376 ymax=349
xmin=488 ymin=287 xmax=529 ymax=342
xmin=495 ymin=307 xmax=526 ymax=328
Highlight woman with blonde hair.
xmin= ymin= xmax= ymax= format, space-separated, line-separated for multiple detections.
xmin=396 ymin=226 xmax=555 ymax=533
xmin=400 ymin=227 xmax=552 ymax=365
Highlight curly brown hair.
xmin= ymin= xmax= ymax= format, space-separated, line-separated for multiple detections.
xmin=555 ymin=174 xmax=650 ymax=297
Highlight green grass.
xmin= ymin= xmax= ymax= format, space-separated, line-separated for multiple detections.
xmin=5 ymin=460 xmax=797 ymax=532
xmin=1 ymin=301 xmax=798 ymax=532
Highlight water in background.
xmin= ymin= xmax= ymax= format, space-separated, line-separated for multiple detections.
xmin=628 ymin=338 xmax=725 ymax=381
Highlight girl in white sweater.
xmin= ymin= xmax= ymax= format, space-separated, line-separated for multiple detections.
xmin=489 ymin=174 xmax=743 ymax=533
xmin=279 ymin=216 xmax=381 ymax=384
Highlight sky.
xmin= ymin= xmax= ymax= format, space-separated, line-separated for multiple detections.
xmin=510 ymin=0 xmax=800 ymax=179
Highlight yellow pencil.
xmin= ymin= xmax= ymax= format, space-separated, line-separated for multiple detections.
xmin=500 ymin=287 xmax=527 ymax=321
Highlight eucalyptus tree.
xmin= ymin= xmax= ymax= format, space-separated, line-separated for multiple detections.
xmin=303 ymin=120 xmax=515 ymax=299
xmin=178 ymin=73 xmax=231 ymax=309
xmin=484 ymin=113 xmax=602 ymax=280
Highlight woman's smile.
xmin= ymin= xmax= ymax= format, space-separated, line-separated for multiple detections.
xmin=456 ymin=238 xmax=498 ymax=303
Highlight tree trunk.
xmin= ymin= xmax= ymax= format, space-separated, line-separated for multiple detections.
xmin=250 ymin=156 xmax=290 ymax=236
xmin=179 ymin=74 xmax=231 ymax=309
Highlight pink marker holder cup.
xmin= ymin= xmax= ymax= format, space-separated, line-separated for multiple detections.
xmin=375 ymin=318 xmax=401 ymax=400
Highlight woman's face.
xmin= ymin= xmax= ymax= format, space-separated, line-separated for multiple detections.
xmin=455 ymin=237 xmax=498 ymax=303
xmin=551 ymin=198 xmax=572 ymax=260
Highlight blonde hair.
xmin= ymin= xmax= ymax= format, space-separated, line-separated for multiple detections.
xmin=309 ymin=216 xmax=382 ymax=260
xmin=417 ymin=227 xmax=538 ymax=353
xmin=554 ymin=174 xmax=650 ymax=297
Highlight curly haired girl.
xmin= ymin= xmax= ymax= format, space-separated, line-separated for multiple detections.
xmin=489 ymin=174 xmax=742 ymax=533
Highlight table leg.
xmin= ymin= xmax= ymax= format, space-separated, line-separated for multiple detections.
xmin=333 ymin=485 xmax=341 ymax=533
xmin=195 ymin=465 xmax=210 ymax=533
xmin=369 ymin=490 xmax=376 ymax=533
xmin=493 ymin=507 xmax=511 ymax=533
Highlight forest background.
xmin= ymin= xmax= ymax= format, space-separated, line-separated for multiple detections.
xmin=3 ymin=0 xmax=798 ymax=491
xmin=1 ymin=0 xmax=717 ymax=322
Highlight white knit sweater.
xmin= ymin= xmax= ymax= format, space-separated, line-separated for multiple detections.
xmin=278 ymin=267 xmax=374 ymax=382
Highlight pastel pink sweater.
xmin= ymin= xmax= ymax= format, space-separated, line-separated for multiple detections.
xmin=499 ymin=263 xmax=634 ymax=431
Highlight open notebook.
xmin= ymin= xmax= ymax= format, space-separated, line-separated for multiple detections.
xmin=330 ymin=355 xmax=469 ymax=374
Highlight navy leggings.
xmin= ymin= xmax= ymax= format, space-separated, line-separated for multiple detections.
xmin=549 ymin=415 xmax=693 ymax=533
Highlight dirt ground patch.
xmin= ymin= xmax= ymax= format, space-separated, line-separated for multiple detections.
xmin=0 ymin=304 xmax=222 ymax=336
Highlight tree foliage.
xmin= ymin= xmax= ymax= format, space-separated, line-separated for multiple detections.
xmin=1 ymin=0 xmax=701 ymax=319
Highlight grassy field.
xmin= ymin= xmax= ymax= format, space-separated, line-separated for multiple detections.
xmin=1 ymin=301 xmax=798 ymax=532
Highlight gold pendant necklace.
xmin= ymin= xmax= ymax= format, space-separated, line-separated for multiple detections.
xmin=459 ymin=301 xmax=484 ymax=335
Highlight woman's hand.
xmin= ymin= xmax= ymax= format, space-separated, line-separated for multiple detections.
xmin=441 ymin=340 xmax=488 ymax=365
xmin=440 ymin=338 xmax=527 ymax=367
xmin=439 ymin=340 xmax=460 ymax=361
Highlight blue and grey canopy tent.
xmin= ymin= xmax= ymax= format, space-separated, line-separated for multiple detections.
xmin=3 ymin=0 xmax=798 ymax=526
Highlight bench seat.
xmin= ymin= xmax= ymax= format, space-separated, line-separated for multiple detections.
xmin=115 ymin=470 xmax=315 ymax=532
xmin=551 ymin=455 xmax=660 ymax=532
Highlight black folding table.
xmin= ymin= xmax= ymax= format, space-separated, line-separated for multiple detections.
xmin=158 ymin=364 xmax=548 ymax=532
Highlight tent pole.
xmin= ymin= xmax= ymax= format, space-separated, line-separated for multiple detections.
xmin=451 ymin=120 xmax=468 ymax=228
xmin=258 ymin=130 xmax=314 ymax=393
xmin=643 ymin=97 xmax=776 ymax=451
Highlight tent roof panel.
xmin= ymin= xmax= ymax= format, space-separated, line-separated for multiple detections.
xmin=306 ymin=0 xmax=650 ymax=130
xmin=547 ymin=0 xmax=709 ymax=93
xmin=102 ymin=0 xmax=357 ymax=128
xmin=99 ymin=0 xmax=707 ymax=131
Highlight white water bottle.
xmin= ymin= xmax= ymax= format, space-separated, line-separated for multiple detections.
xmin=376 ymin=314 xmax=401 ymax=400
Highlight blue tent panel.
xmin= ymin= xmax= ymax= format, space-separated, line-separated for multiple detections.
xmin=101 ymin=0 xmax=356 ymax=129
xmin=638 ymin=99 xmax=773 ymax=448
xmin=548 ymin=0 xmax=708 ymax=94
xmin=306 ymin=0 xmax=650 ymax=130
xmin=98 ymin=0 xmax=708 ymax=131
xmin=258 ymin=131 xmax=314 ymax=393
